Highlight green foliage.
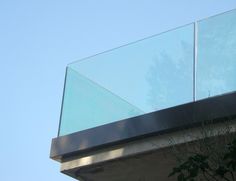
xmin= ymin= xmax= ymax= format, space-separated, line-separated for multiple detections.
xmin=169 ymin=154 xmax=209 ymax=181
xmin=224 ymin=139 xmax=236 ymax=172
xmin=169 ymin=138 xmax=236 ymax=181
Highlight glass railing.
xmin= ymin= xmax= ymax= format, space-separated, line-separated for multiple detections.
xmin=58 ymin=9 xmax=236 ymax=136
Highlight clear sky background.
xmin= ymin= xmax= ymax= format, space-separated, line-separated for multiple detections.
xmin=0 ymin=1 xmax=235 ymax=181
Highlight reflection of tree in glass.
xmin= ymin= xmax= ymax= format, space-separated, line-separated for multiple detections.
xmin=146 ymin=41 xmax=192 ymax=110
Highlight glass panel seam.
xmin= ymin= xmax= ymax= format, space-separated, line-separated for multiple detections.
xmin=193 ymin=22 xmax=198 ymax=101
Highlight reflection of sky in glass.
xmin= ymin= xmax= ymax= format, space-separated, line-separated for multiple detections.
xmin=197 ymin=10 xmax=236 ymax=99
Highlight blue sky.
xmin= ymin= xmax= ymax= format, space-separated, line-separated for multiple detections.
xmin=0 ymin=1 xmax=235 ymax=181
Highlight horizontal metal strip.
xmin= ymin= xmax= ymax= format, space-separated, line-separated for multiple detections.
xmin=50 ymin=91 xmax=236 ymax=162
